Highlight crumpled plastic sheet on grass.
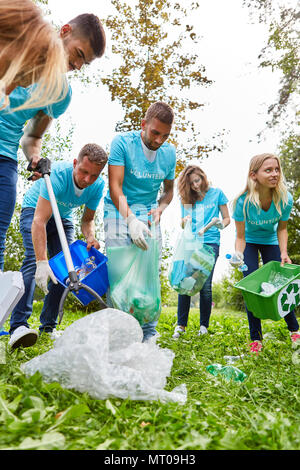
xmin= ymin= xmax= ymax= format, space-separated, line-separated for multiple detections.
xmin=21 ymin=308 xmax=187 ymax=404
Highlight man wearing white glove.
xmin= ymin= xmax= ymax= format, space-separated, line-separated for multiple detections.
xmin=35 ymin=260 xmax=58 ymax=295
xmin=9 ymin=144 xmax=107 ymax=349
xmin=126 ymin=214 xmax=151 ymax=250
xmin=104 ymin=101 xmax=176 ymax=341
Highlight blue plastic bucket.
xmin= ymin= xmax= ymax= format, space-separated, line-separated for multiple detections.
xmin=49 ymin=240 xmax=109 ymax=305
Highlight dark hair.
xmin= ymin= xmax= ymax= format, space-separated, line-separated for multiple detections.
xmin=78 ymin=143 xmax=108 ymax=165
xmin=145 ymin=101 xmax=174 ymax=125
xmin=68 ymin=14 xmax=106 ymax=57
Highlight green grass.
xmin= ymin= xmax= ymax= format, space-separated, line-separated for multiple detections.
xmin=0 ymin=303 xmax=300 ymax=450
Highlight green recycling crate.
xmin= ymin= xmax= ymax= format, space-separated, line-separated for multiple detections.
xmin=234 ymin=261 xmax=300 ymax=321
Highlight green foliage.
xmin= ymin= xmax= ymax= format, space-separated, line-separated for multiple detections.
xmin=211 ymin=281 xmax=225 ymax=309
xmin=1 ymin=305 xmax=300 ymax=450
xmin=244 ymin=0 xmax=299 ymax=129
xmin=159 ymin=233 xmax=174 ymax=305
xmin=16 ymin=120 xmax=75 ymax=203
xmin=279 ymin=132 xmax=300 ymax=258
xmin=3 ymin=203 xmax=24 ymax=272
xmin=218 ymin=269 xmax=245 ymax=312
xmin=101 ymin=0 xmax=224 ymax=171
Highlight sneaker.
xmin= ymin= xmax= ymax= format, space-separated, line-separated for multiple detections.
xmin=9 ymin=326 xmax=38 ymax=350
xmin=198 ymin=325 xmax=208 ymax=336
xmin=249 ymin=340 xmax=263 ymax=355
xmin=290 ymin=331 xmax=300 ymax=343
xmin=172 ymin=326 xmax=185 ymax=339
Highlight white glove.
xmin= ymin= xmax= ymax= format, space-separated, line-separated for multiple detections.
xmin=35 ymin=260 xmax=57 ymax=294
xmin=127 ymin=214 xmax=151 ymax=250
xmin=213 ymin=217 xmax=224 ymax=230
xmin=229 ymin=252 xmax=244 ymax=267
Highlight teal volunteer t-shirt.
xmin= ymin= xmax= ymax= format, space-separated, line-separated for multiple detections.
xmin=0 ymin=84 xmax=72 ymax=161
xmin=181 ymin=187 xmax=228 ymax=244
xmin=104 ymin=130 xmax=176 ymax=219
xmin=232 ymin=191 xmax=293 ymax=245
xmin=22 ymin=161 xmax=105 ymax=221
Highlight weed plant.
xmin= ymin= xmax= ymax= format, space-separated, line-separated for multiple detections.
xmin=0 ymin=302 xmax=299 ymax=450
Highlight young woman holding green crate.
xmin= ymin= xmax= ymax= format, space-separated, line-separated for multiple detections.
xmin=232 ymin=153 xmax=299 ymax=353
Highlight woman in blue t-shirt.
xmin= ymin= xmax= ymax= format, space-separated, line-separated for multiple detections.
xmin=232 ymin=153 xmax=299 ymax=353
xmin=172 ymin=164 xmax=230 ymax=339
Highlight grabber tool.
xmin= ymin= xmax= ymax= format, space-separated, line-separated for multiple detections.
xmin=27 ymin=158 xmax=108 ymax=323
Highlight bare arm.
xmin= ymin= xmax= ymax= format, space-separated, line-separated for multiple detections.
xmin=277 ymin=220 xmax=291 ymax=265
xmin=81 ymin=207 xmax=100 ymax=250
xmin=31 ymin=196 xmax=53 ymax=261
xmin=21 ymin=110 xmax=52 ymax=172
xmin=108 ymin=165 xmax=131 ymax=219
xmin=234 ymin=220 xmax=246 ymax=255
xmin=219 ymin=204 xmax=230 ymax=228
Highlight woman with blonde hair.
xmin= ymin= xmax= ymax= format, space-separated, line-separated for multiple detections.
xmin=0 ymin=0 xmax=68 ymax=111
xmin=172 ymin=164 xmax=230 ymax=339
xmin=0 ymin=10 xmax=106 ymax=272
xmin=232 ymin=153 xmax=299 ymax=353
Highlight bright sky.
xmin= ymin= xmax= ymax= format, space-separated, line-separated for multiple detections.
xmin=45 ymin=0 xmax=286 ymax=281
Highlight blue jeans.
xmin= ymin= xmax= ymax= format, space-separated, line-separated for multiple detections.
xmin=177 ymin=243 xmax=219 ymax=328
xmin=104 ymin=216 xmax=162 ymax=341
xmin=9 ymin=207 xmax=74 ymax=334
xmin=243 ymin=243 xmax=299 ymax=341
xmin=0 ymin=156 xmax=18 ymax=271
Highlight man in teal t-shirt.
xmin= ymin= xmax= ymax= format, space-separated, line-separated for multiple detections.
xmin=0 ymin=13 xmax=106 ymax=270
xmin=104 ymin=101 xmax=176 ymax=341
xmin=9 ymin=143 xmax=107 ymax=350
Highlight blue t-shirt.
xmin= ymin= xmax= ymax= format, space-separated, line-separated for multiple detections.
xmin=181 ymin=187 xmax=228 ymax=244
xmin=22 ymin=161 xmax=105 ymax=221
xmin=104 ymin=130 xmax=176 ymax=219
xmin=232 ymin=191 xmax=293 ymax=245
xmin=0 ymin=83 xmax=72 ymax=161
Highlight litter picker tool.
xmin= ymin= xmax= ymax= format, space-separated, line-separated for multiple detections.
xmin=27 ymin=158 xmax=108 ymax=324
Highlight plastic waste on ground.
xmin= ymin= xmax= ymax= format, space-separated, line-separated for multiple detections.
xmin=206 ymin=363 xmax=247 ymax=382
xmin=0 ymin=271 xmax=25 ymax=329
xmin=107 ymin=224 xmax=161 ymax=325
xmin=226 ymin=253 xmax=248 ymax=272
xmin=260 ymin=272 xmax=290 ymax=296
xmin=168 ymin=221 xmax=215 ymax=296
xmin=21 ymin=308 xmax=187 ymax=403
xmin=0 ymin=328 xmax=9 ymax=336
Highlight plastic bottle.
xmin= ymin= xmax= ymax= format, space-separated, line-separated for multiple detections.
xmin=268 ymin=272 xmax=289 ymax=289
xmin=83 ymin=256 xmax=97 ymax=274
xmin=64 ymin=257 xmax=97 ymax=286
xmin=260 ymin=282 xmax=276 ymax=295
xmin=224 ymin=355 xmax=246 ymax=364
xmin=206 ymin=363 xmax=247 ymax=382
xmin=225 ymin=253 xmax=248 ymax=272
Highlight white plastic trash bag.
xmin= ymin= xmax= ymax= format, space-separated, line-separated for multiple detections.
xmin=22 ymin=309 xmax=187 ymax=403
